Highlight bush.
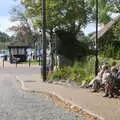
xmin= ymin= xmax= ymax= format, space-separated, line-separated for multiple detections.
xmin=48 ymin=67 xmax=71 ymax=80
xmin=68 ymin=62 xmax=86 ymax=83
xmin=102 ymin=44 xmax=120 ymax=59
xmin=82 ymin=74 xmax=94 ymax=86
xmin=48 ymin=59 xmax=95 ymax=86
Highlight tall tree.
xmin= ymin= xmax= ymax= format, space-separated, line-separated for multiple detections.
xmin=88 ymin=0 xmax=111 ymax=24
xmin=88 ymin=0 xmax=120 ymax=24
xmin=9 ymin=3 xmax=35 ymax=46
xmin=21 ymin=0 xmax=91 ymax=35
xmin=21 ymin=0 xmax=92 ymax=70
xmin=107 ymin=0 xmax=120 ymax=13
xmin=0 ymin=31 xmax=10 ymax=42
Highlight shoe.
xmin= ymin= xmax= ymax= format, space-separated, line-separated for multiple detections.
xmin=108 ymin=95 xmax=114 ymax=98
xmin=91 ymin=90 xmax=97 ymax=92
xmin=103 ymin=94 xmax=108 ymax=97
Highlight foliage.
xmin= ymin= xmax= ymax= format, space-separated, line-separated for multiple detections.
xmin=0 ymin=42 xmax=10 ymax=49
xmin=56 ymin=30 xmax=89 ymax=61
xmin=0 ymin=31 xmax=10 ymax=43
xmin=98 ymin=56 xmax=119 ymax=68
xmin=21 ymin=0 xmax=91 ymax=34
xmin=107 ymin=0 xmax=120 ymax=13
xmin=20 ymin=60 xmax=40 ymax=65
xmin=48 ymin=56 xmax=120 ymax=87
xmin=100 ymin=43 xmax=120 ymax=60
xmin=99 ymin=19 xmax=120 ymax=60
xmin=0 ymin=31 xmax=10 ymax=49
xmin=48 ymin=67 xmax=71 ymax=80
xmin=112 ymin=20 xmax=120 ymax=41
xmin=68 ymin=62 xmax=86 ymax=83
xmin=9 ymin=3 xmax=35 ymax=46
xmin=101 ymin=44 xmax=114 ymax=58
xmin=48 ymin=59 xmax=95 ymax=86
xmin=88 ymin=0 xmax=120 ymax=24
xmin=88 ymin=0 xmax=111 ymax=24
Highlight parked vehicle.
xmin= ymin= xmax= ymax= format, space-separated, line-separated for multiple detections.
xmin=8 ymin=46 xmax=30 ymax=63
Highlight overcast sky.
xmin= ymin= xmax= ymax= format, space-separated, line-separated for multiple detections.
xmin=0 ymin=0 xmax=119 ymax=36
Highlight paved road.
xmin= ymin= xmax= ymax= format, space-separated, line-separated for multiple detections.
xmin=0 ymin=66 xmax=83 ymax=120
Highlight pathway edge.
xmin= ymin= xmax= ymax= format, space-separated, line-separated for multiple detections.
xmin=16 ymin=76 xmax=105 ymax=120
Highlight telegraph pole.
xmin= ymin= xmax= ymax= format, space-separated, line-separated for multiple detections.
xmin=42 ymin=0 xmax=47 ymax=81
xmin=95 ymin=0 xmax=99 ymax=76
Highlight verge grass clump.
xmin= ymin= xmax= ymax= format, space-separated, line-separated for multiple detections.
xmin=48 ymin=59 xmax=95 ymax=86
xmin=48 ymin=66 xmax=71 ymax=81
xmin=68 ymin=62 xmax=86 ymax=84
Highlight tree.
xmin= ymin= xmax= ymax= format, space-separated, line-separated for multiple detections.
xmin=107 ymin=0 xmax=120 ymax=13
xmin=56 ymin=30 xmax=89 ymax=61
xmin=0 ymin=31 xmax=11 ymax=49
xmin=9 ymin=3 xmax=35 ymax=46
xmin=112 ymin=20 xmax=120 ymax=41
xmin=88 ymin=0 xmax=120 ymax=24
xmin=21 ymin=0 xmax=92 ymax=66
xmin=21 ymin=0 xmax=91 ymax=34
xmin=0 ymin=31 xmax=10 ymax=43
xmin=88 ymin=0 xmax=112 ymax=24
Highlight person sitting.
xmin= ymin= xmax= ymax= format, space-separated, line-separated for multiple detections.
xmin=113 ymin=67 xmax=120 ymax=94
xmin=101 ymin=67 xmax=111 ymax=88
xmin=89 ymin=65 xmax=109 ymax=92
xmin=103 ymin=67 xmax=118 ymax=98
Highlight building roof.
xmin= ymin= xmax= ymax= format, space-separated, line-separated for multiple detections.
xmin=91 ymin=15 xmax=120 ymax=40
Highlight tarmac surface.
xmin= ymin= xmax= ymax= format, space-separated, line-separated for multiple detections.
xmin=0 ymin=62 xmax=83 ymax=120
xmin=1 ymin=61 xmax=120 ymax=120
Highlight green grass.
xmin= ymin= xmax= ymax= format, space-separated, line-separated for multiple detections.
xmin=48 ymin=60 xmax=95 ymax=86
xmin=20 ymin=60 xmax=40 ymax=65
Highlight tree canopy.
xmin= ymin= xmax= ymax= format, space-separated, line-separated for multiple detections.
xmin=0 ymin=31 xmax=10 ymax=42
xmin=21 ymin=0 xmax=92 ymax=35
xmin=9 ymin=3 xmax=34 ymax=46
xmin=88 ymin=0 xmax=120 ymax=24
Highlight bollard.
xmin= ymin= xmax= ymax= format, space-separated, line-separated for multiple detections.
xmin=3 ymin=59 xmax=4 ymax=68
xmin=29 ymin=59 xmax=31 ymax=68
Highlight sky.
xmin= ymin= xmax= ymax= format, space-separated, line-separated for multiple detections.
xmin=0 ymin=0 xmax=119 ymax=36
xmin=0 ymin=0 xmax=97 ymax=36
xmin=0 ymin=0 xmax=20 ymax=35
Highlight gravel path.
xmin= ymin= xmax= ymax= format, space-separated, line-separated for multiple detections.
xmin=0 ymin=67 xmax=84 ymax=120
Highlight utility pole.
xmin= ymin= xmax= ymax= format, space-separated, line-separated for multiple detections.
xmin=42 ymin=0 xmax=47 ymax=81
xmin=95 ymin=0 xmax=99 ymax=76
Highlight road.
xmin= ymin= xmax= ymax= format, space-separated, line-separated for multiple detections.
xmin=0 ymin=65 xmax=83 ymax=120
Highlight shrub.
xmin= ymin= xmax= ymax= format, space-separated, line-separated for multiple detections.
xmin=48 ymin=59 xmax=95 ymax=86
xmin=68 ymin=62 xmax=86 ymax=83
xmin=48 ymin=67 xmax=71 ymax=81
xmin=82 ymin=74 xmax=94 ymax=86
